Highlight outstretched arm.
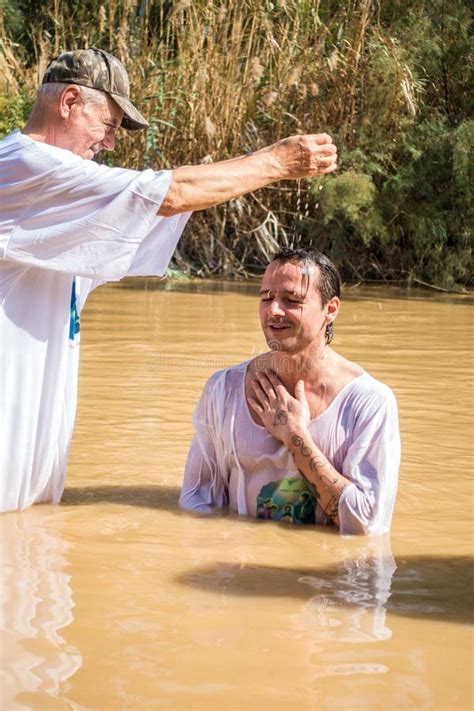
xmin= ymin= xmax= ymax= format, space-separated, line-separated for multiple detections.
xmin=158 ymin=133 xmax=337 ymax=216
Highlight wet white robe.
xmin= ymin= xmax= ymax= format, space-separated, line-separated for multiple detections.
xmin=0 ymin=130 xmax=190 ymax=511
xmin=180 ymin=362 xmax=401 ymax=535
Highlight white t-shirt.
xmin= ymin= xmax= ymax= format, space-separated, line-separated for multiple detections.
xmin=0 ymin=130 xmax=191 ymax=512
xmin=180 ymin=362 xmax=401 ymax=535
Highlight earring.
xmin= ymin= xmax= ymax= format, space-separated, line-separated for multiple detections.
xmin=325 ymin=322 xmax=334 ymax=345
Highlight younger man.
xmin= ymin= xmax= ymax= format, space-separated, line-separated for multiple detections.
xmin=179 ymin=249 xmax=400 ymax=535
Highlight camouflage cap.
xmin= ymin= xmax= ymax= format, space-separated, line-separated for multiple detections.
xmin=42 ymin=48 xmax=149 ymax=131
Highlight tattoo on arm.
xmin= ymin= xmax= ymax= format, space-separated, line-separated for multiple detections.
xmin=291 ymin=436 xmax=325 ymax=469
xmin=320 ymin=473 xmax=346 ymax=495
xmin=298 ymin=469 xmax=320 ymax=500
xmin=310 ymin=454 xmax=326 ymax=473
xmin=292 ymin=435 xmax=303 ymax=447
xmin=291 ymin=435 xmax=312 ymax=457
xmin=273 ymin=410 xmax=288 ymax=426
xmin=292 ymin=438 xmax=347 ymax=523
xmin=326 ymin=495 xmax=340 ymax=519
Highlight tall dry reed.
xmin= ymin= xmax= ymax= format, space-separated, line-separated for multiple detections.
xmin=3 ymin=0 xmax=468 ymax=289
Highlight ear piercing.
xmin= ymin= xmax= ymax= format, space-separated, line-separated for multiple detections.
xmin=325 ymin=322 xmax=334 ymax=344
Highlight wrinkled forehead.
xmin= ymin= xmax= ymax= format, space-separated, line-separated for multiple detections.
xmin=261 ymin=259 xmax=321 ymax=295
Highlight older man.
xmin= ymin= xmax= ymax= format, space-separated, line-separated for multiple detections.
xmin=179 ymin=248 xmax=400 ymax=535
xmin=0 ymin=48 xmax=337 ymax=513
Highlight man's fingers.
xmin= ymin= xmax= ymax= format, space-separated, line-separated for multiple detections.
xmin=313 ymin=133 xmax=333 ymax=145
xmin=264 ymin=369 xmax=282 ymax=387
xmin=313 ymin=143 xmax=338 ymax=174
xmin=264 ymin=369 xmax=288 ymax=398
xmin=295 ymin=380 xmax=306 ymax=401
xmin=305 ymin=138 xmax=338 ymax=175
xmin=254 ymin=370 xmax=278 ymax=398
xmin=317 ymin=142 xmax=337 ymax=155
xmin=276 ymin=134 xmax=338 ymax=180
xmin=315 ymin=154 xmax=337 ymax=168
xmin=252 ymin=375 xmax=278 ymax=407
xmin=263 ymin=369 xmax=293 ymax=402
xmin=318 ymin=163 xmax=338 ymax=175
xmin=248 ymin=395 xmax=263 ymax=414
xmin=251 ymin=378 xmax=267 ymax=403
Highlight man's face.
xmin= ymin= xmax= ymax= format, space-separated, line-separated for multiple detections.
xmin=63 ymin=91 xmax=123 ymax=160
xmin=259 ymin=260 xmax=332 ymax=354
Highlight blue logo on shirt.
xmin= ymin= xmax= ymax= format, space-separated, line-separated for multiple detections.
xmin=69 ymin=279 xmax=80 ymax=342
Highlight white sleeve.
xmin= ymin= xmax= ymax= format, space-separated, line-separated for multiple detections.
xmin=125 ymin=211 xmax=191 ymax=277
xmin=3 ymin=143 xmax=190 ymax=280
xmin=338 ymin=387 xmax=401 ymax=536
xmin=179 ymin=376 xmax=228 ymax=513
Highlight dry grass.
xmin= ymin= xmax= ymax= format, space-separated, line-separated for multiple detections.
xmin=2 ymin=0 xmax=423 ymax=277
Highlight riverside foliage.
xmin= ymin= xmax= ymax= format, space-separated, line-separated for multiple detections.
xmin=1 ymin=0 xmax=472 ymax=289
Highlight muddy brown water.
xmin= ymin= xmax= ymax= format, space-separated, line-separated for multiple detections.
xmin=1 ymin=280 xmax=473 ymax=710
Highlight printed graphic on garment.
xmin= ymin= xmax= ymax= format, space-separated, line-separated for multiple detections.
xmin=69 ymin=279 xmax=80 ymax=343
xmin=256 ymin=477 xmax=316 ymax=524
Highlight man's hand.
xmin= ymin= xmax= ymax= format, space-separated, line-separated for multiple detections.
xmin=248 ymin=367 xmax=351 ymax=528
xmin=248 ymin=369 xmax=310 ymax=445
xmin=271 ymin=133 xmax=338 ymax=180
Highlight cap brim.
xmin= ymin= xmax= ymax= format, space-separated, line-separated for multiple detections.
xmin=109 ymin=93 xmax=149 ymax=131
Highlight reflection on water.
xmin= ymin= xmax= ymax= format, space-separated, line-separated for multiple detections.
xmin=1 ymin=281 xmax=473 ymax=710
xmin=178 ymin=534 xmax=396 ymax=646
xmin=0 ymin=511 xmax=82 ymax=709
xmin=293 ymin=536 xmax=395 ymax=646
xmin=177 ymin=540 xmax=473 ymax=626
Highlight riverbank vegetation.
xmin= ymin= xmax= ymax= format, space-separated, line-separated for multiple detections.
xmin=1 ymin=0 xmax=472 ymax=289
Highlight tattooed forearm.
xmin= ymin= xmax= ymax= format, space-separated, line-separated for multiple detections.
xmin=310 ymin=454 xmax=326 ymax=473
xmin=291 ymin=435 xmax=312 ymax=457
xmin=289 ymin=433 xmax=350 ymax=526
xmin=325 ymin=495 xmax=340 ymax=519
xmin=298 ymin=469 xmax=320 ymax=500
xmin=320 ymin=473 xmax=347 ymax=496
xmin=318 ymin=475 xmax=347 ymax=521
xmin=292 ymin=435 xmax=325 ymax=472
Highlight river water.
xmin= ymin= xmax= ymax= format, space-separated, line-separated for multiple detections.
xmin=1 ymin=280 xmax=473 ymax=711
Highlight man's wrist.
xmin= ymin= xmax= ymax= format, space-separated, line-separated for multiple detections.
xmin=284 ymin=426 xmax=311 ymax=450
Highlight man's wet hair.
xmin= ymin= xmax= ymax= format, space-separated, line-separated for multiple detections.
xmin=270 ymin=247 xmax=341 ymax=305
